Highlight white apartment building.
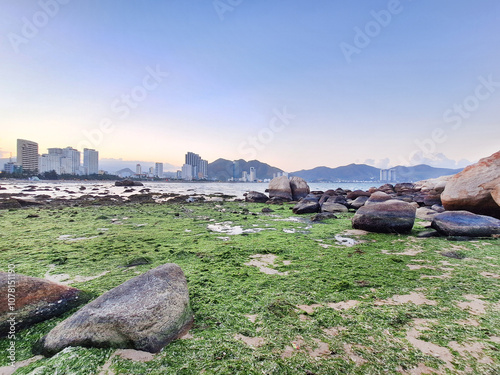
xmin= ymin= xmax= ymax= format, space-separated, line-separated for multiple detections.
xmin=83 ymin=148 xmax=99 ymax=175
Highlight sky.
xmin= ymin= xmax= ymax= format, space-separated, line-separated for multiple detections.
xmin=1 ymin=0 xmax=499 ymax=172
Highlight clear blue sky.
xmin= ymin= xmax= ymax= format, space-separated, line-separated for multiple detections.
xmin=1 ymin=0 xmax=499 ymax=171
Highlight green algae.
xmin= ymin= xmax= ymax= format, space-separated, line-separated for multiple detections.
xmin=0 ymin=201 xmax=499 ymax=374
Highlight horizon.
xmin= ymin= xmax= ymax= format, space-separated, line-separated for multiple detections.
xmin=0 ymin=153 xmax=470 ymax=175
xmin=1 ymin=1 xmax=499 ymax=171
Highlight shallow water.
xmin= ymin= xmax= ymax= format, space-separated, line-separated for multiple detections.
xmin=0 ymin=180 xmax=377 ymax=199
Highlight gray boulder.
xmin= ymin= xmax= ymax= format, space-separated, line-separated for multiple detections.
xmin=321 ymin=201 xmax=348 ymax=213
xmin=38 ymin=263 xmax=193 ymax=356
xmin=431 ymin=204 xmax=446 ymax=213
xmin=292 ymin=196 xmax=320 ymax=214
xmin=349 ymin=196 xmax=369 ymax=209
xmin=0 ymin=273 xmax=86 ymax=337
xmin=289 ymin=176 xmax=310 ymax=201
xmin=244 ymin=191 xmax=268 ymax=203
xmin=352 ymin=199 xmax=416 ymax=234
xmin=431 ymin=211 xmax=500 ymax=237
xmin=268 ymin=176 xmax=292 ymax=201
xmin=416 ymin=207 xmax=439 ymax=221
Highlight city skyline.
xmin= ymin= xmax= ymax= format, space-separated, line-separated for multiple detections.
xmin=1 ymin=1 xmax=499 ymax=171
xmin=0 ymin=136 xmax=485 ymax=177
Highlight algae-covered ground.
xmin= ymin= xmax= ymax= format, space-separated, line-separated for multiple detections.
xmin=0 ymin=201 xmax=499 ymax=374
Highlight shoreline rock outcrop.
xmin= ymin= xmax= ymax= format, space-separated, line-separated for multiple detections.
xmin=441 ymin=150 xmax=500 ymax=218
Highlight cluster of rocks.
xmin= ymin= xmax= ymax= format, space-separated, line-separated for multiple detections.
xmin=248 ymin=150 xmax=500 ymax=237
xmin=114 ymin=180 xmax=144 ymax=187
xmin=1 ymin=264 xmax=193 ymax=356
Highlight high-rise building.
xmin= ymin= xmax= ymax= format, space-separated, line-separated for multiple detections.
xmin=17 ymin=139 xmax=39 ymax=172
xmin=233 ymin=160 xmax=240 ymax=181
xmin=155 ymin=162 xmax=164 ymax=178
xmin=199 ymin=160 xmax=208 ymax=179
xmin=39 ymin=148 xmax=63 ymax=174
xmin=242 ymin=171 xmax=248 ymax=182
xmin=249 ymin=167 xmax=256 ymax=182
xmin=83 ymin=148 xmax=99 ymax=175
xmin=380 ymin=169 xmax=396 ymax=182
xmin=184 ymin=152 xmax=210 ymax=179
xmin=136 ymin=164 xmax=142 ymax=175
xmin=61 ymin=147 xmax=81 ymax=175
xmin=181 ymin=164 xmax=193 ymax=180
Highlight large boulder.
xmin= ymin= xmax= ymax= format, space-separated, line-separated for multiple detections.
xmin=244 ymin=191 xmax=268 ymax=203
xmin=365 ymin=191 xmax=393 ymax=206
xmin=352 ymin=200 xmax=416 ymax=234
xmin=491 ymin=182 xmax=500 ymax=207
xmin=268 ymin=176 xmax=292 ymax=201
xmin=349 ymin=196 xmax=369 ymax=209
xmin=289 ymin=176 xmax=310 ymax=201
xmin=38 ymin=263 xmax=193 ymax=356
xmin=441 ymin=151 xmax=500 ymax=218
xmin=0 ymin=273 xmax=86 ymax=337
xmin=431 ymin=211 xmax=500 ymax=237
xmin=292 ymin=195 xmax=320 ymax=214
xmin=346 ymin=190 xmax=370 ymax=200
xmin=321 ymin=201 xmax=348 ymax=213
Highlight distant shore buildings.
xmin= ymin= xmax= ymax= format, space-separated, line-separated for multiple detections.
xmin=180 ymin=152 xmax=208 ymax=180
xmin=229 ymin=161 xmax=269 ymax=182
xmin=83 ymin=148 xmax=99 ymax=175
xmin=2 ymin=139 xmax=100 ymax=176
xmin=380 ymin=168 xmax=397 ymax=182
xmin=39 ymin=147 xmax=99 ymax=175
xmin=17 ymin=139 xmax=39 ymax=172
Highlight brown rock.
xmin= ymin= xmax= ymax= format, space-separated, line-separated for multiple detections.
xmin=346 ymin=190 xmax=370 ymax=200
xmin=0 ymin=273 xmax=86 ymax=337
xmin=441 ymin=151 xmax=500 ymax=218
xmin=365 ymin=191 xmax=393 ymax=206
xmin=0 ymin=199 xmax=22 ymax=210
xmin=352 ymin=199 xmax=416 ymax=234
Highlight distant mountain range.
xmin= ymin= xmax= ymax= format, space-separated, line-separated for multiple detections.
xmin=207 ymin=159 xmax=462 ymax=182
xmin=208 ymin=159 xmax=284 ymax=181
xmin=0 ymin=156 xmax=464 ymax=183
xmin=290 ymin=163 xmax=463 ymax=182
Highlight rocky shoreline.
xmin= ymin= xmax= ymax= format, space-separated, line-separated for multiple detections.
xmin=2 ymin=151 xmax=499 ymax=240
xmin=0 ymin=154 xmax=499 ymax=373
